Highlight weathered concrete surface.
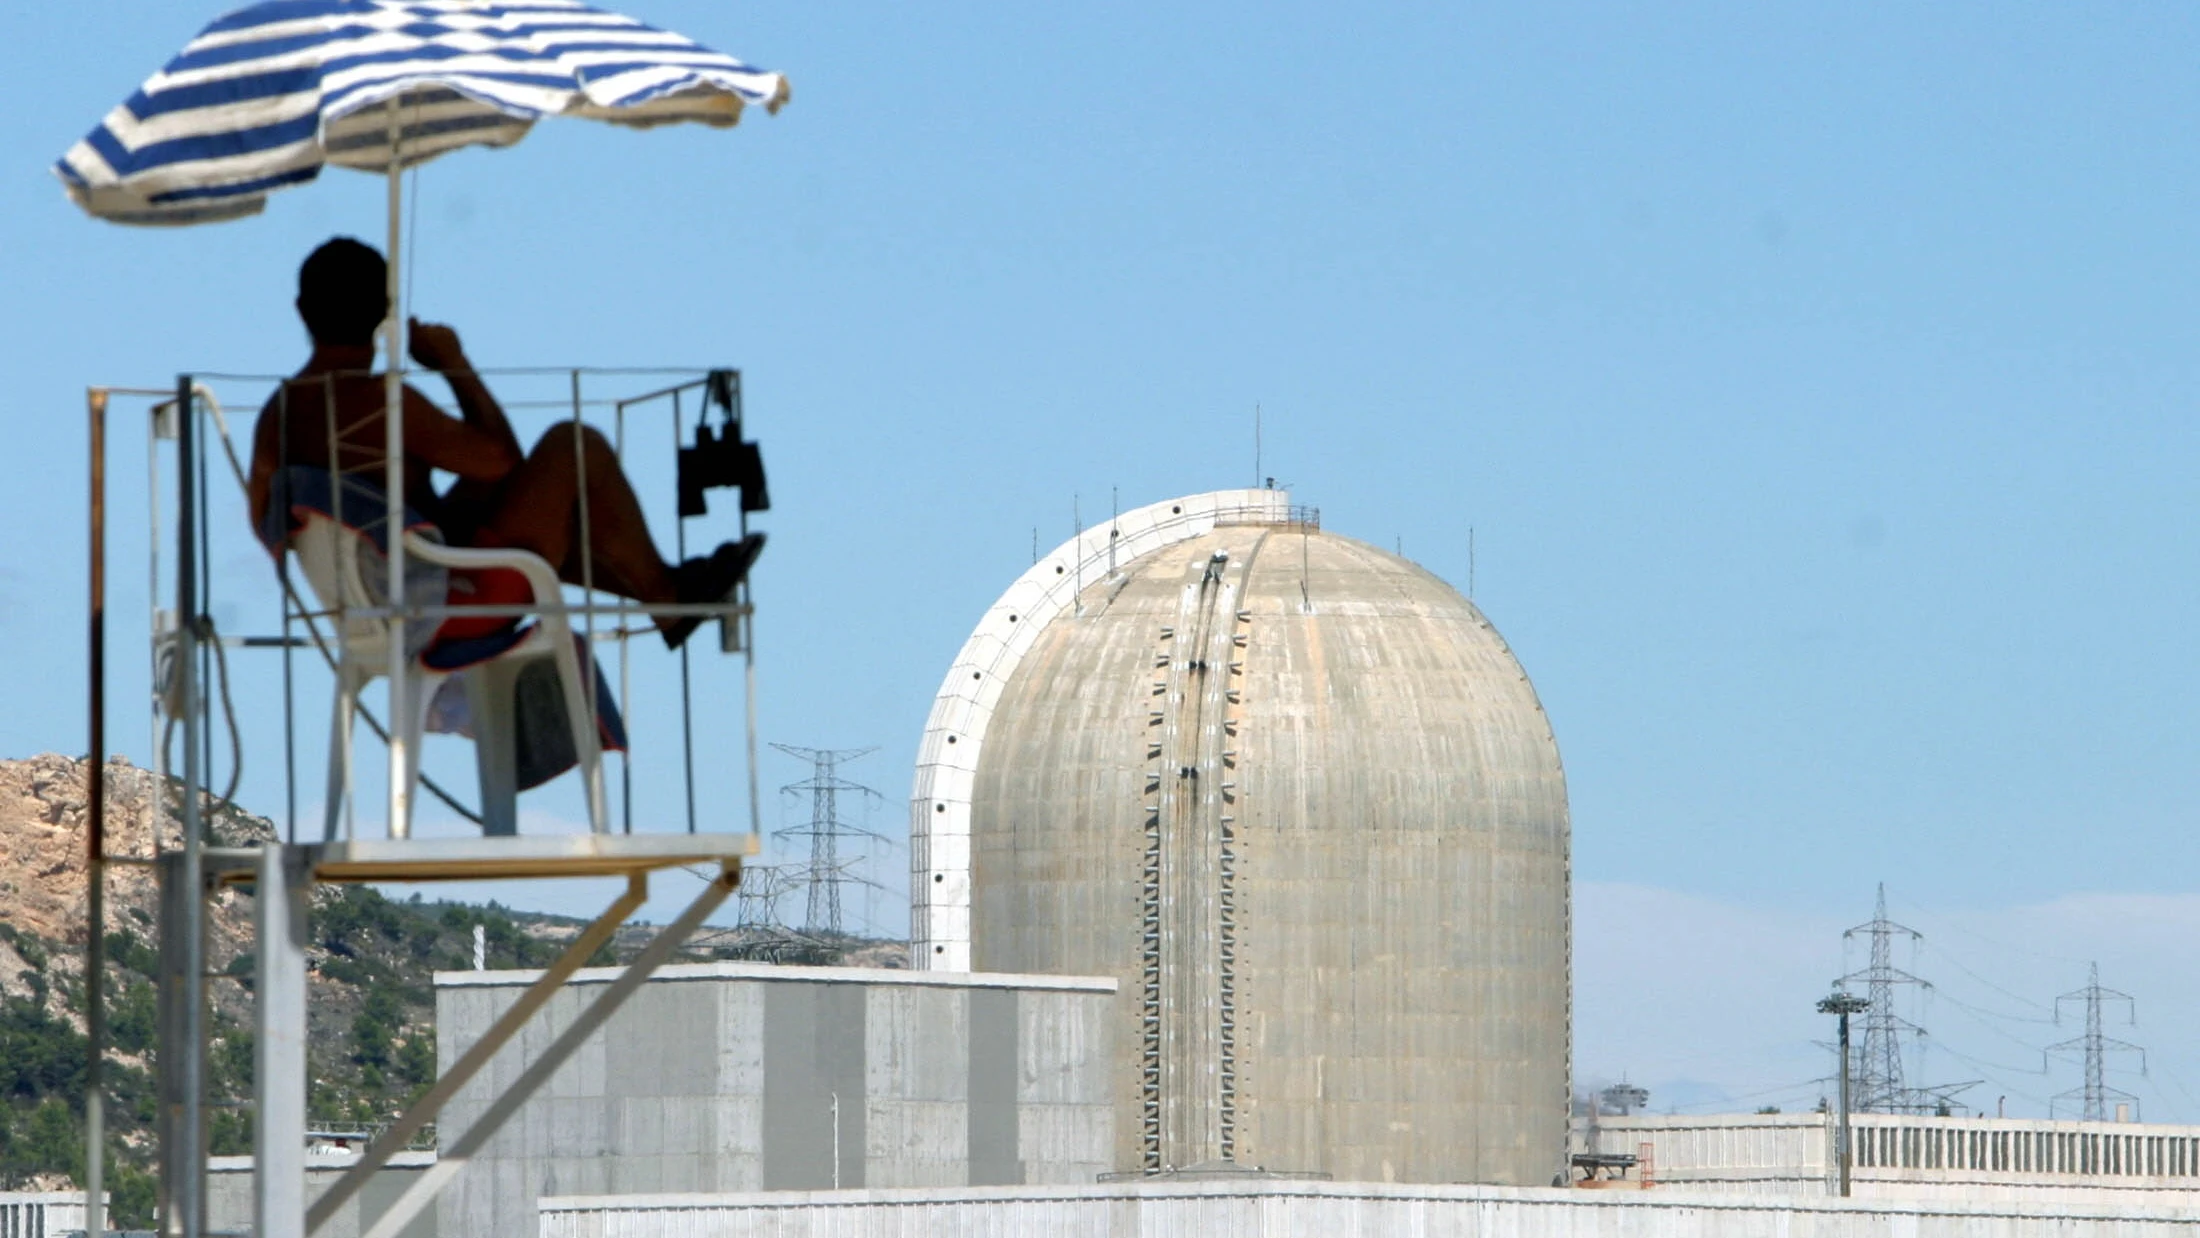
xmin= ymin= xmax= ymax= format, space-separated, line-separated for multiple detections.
xmin=434 ymin=962 xmax=1114 ymax=1238
xmin=960 ymin=507 xmax=1571 ymax=1186
xmin=537 ymin=1180 xmax=2196 ymax=1238
xmin=208 ymin=1152 xmax=436 ymax=1238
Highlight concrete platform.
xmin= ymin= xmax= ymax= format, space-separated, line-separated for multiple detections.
xmin=309 ymin=831 xmax=756 ymax=883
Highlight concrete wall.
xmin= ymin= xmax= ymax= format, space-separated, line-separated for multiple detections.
xmin=536 ymin=1180 xmax=2198 ymax=1238
xmin=1590 ymin=1112 xmax=2200 ymax=1206
xmin=435 ymin=963 xmax=1114 ymax=1238
xmin=0 ymin=1192 xmax=89 ymax=1238
xmin=206 ymin=1152 xmax=436 ymax=1238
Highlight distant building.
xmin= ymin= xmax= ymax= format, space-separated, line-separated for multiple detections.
xmin=429 ymin=961 xmax=1114 ymax=1238
xmin=0 ymin=1191 xmax=94 ymax=1238
xmin=208 ymin=1151 xmax=433 ymax=1238
xmin=1583 ymin=1111 xmax=2200 ymax=1206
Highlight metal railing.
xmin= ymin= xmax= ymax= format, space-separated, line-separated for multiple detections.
xmin=121 ymin=366 xmax=767 ymax=844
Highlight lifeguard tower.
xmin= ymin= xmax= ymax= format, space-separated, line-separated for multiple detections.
xmin=84 ymin=364 xmax=768 ymax=1238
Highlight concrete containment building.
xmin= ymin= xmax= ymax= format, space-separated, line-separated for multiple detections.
xmin=911 ymin=490 xmax=1571 ymax=1186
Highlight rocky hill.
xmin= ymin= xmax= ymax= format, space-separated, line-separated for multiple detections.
xmin=0 ymin=753 xmax=905 ymax=1227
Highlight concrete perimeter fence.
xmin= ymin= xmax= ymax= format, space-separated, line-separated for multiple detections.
xmin=538 ymin=1180 xmax=2195 ymax=1238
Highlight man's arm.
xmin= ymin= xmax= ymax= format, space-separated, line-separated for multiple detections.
xmin=409 ymin=318 xmax=524 ymax=471
xmin=246 ymin=398 xmax=279 ymax=534
xmin=403 ymin=385 xmax=523 ymax=483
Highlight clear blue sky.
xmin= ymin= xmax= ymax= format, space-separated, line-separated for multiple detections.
xmin=6 ymin=4 xmax=2199 ymax=1117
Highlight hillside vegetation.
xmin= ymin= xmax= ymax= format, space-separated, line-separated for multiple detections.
xmin=0 ymin=754 xmax=900 ymax=1228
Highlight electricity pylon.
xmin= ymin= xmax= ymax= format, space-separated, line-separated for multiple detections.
xmin=2048 ymin=962 xmax=2144 ymax=1122
xmin=771 ymin=744 xmax=887 ymax=936
xmin=1836 ymin=884 xmax=1976 ymax=1115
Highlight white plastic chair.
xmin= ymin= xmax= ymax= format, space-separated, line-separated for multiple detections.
xmin=288 ymin=512 xmax=608 ymax=838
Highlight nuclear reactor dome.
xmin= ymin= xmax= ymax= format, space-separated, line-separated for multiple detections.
xmin=909 ymin=490 xmax=1569 ymax=1186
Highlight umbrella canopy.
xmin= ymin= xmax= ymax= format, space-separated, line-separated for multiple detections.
xmin=55 ymin=0 xmax=789 ymax=226
xmin=53 ymin=0 xmax=791 ymax=849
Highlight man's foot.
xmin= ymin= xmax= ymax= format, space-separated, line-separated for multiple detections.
xmin=662 ymin=534 xmax=766 ymax=651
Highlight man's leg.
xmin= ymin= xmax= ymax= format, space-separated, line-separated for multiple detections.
xmin=470 ymin=422 xmax=676 ymax=605
xmin=465 ymin=421 xmax=760 ymax=649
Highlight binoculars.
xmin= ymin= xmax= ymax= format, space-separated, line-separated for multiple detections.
xmin=677 ymin=369 xmax=769 ymax=519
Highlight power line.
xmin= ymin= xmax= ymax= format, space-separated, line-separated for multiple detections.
xmin=1928 ymin=1045 xmax=2056 ymax=1112
xmin=2153 ymin=1062 xmax=2200 ymax=1115
xmin=1882 ymin=890 xmax=2092 ymax=968
xmin=1664 ymin=1077 xmax=1835 ymax=1114
xmin=1913 ymin=940 xmax=2059 ymax=1021
xmin=1921 ymin=990 xmax=2058 ymax=1058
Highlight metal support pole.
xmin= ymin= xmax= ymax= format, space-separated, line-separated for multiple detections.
xmin=254 ymin=845 xmax=311 ymax=1238
xmin=306 ymin=875 xmax=647 ymax=1236
xmin=384 ymin=101 xmax=411 ymax=840
xmin=85 ymin=388 xmax=107 ymax=1238
xmin=171 ymin=372 xmax=208 ymax=1238
xmin=672 ymin=392 xmax=696 ymax=835
xmin=1819 ymin=990 xmax=1867 ymax=1198
xmin=1839 ymin=1010 xmax=1854 ymax=1196
xmin=355 ymin=866 xmax=737 ymax=1238
xmin=156 ymin=852 xmax=206 ymax=1238
xmin=569 ymin=371 xmax=607 ymax=833
xmin=744 ymin=621 xmax=761 ymax=839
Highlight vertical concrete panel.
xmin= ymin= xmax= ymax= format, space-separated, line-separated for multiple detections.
xmin=355 ymin=1168 xmax=437 ymax=1238
xmin=762 ymin=982 xmax=867 ymax=1189
xmin=864 ymin=984 xmax=970 ymax=1187
xmin=1014 ymin=990 xmax=1116 ymax=1182
xmin=1021 ymin=988 xmax=1116 ymax=1106
xmin=713 ymin=980 xmax=767 ymax=1193
xmin=968 ymin=988 xmax=1022 ymax=1185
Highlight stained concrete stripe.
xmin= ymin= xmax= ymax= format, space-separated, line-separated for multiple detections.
xmin=967 ymin=989 xmax=1022 ymax=1185
xmin=761 ymin=983 xmax=867 ymax=1190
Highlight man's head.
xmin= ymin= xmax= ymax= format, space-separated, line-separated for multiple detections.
xmin=296 ymin=237 xmax=388 ymax=346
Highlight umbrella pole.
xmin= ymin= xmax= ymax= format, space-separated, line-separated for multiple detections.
xmin=384 ymin=100 xmax=410 ymax=840
xmin=85 ymin=388 xmax=106 ymax=1238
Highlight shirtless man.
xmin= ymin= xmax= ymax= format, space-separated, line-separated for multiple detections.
xmin=247 ymin=237 xmax=759 ymax=650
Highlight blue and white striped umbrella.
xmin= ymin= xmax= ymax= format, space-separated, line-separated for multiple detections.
xmin=54 ymin=2 xmax=792 ymax=837
xmin=56 ymin=0 xmax=790 ymax=226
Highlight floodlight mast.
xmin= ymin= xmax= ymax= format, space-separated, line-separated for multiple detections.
xmin=1818 ymin=990 xmax=1870 ymax=1198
